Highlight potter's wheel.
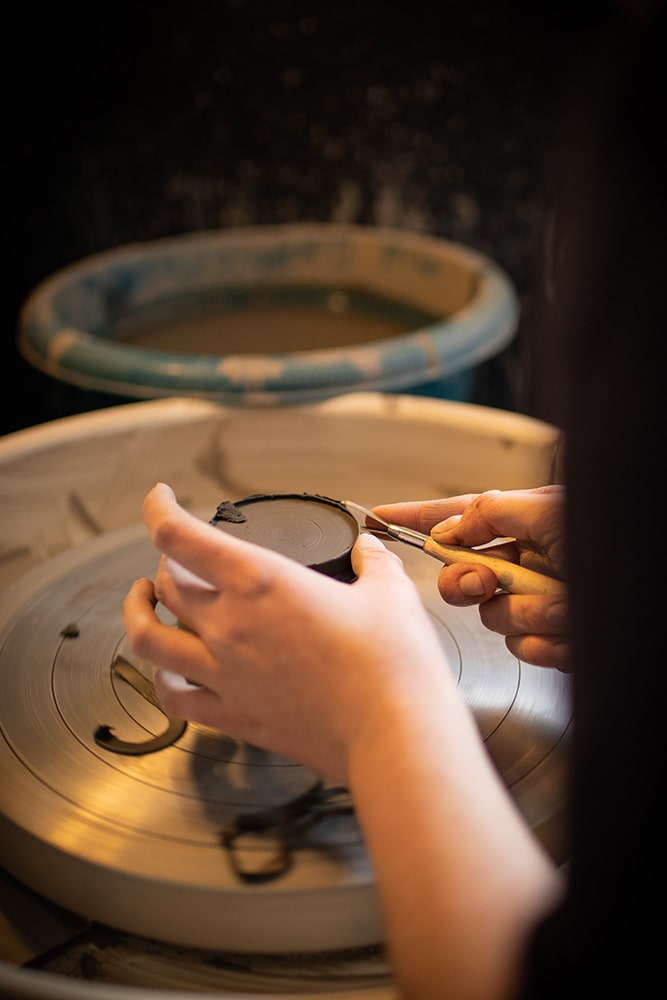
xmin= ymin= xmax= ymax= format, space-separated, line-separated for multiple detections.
xmin=0 ymin=516 xmax=571 ymax=993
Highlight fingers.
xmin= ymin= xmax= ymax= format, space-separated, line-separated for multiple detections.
xmin=479 ymin=592 xmax=570 ymax=671
xmin=477 ymin=591 xmax=568 ymax=640
xmin=142 ymin=484 xmax=225 ymax=589
xmin=371 ymin=495 xmax=476 ymax=535
xmin=504 ymin=633 xmax=571 ymax=671
xmin=431 ymin=488 xmax=565 ymax=553
xmin=351 ymin=530 xmax=407 ymax=579
xmin=352 ymin=532 xmax=434 ymax=618
xmin=372 ymin=489 xmax=566 ymax=579
xmin=153 ymin=555 xmax=219 ymax=631
xmin=367 ymin=490 xmax=570 ymax=671
xmin=142 ymin=483 xmax=274 ymax=593
xmin=435 ymin=564 xmax=570 ymax=670
xmin=153 ymin=669 xmax=229 ymax=730
xmin=122 ymin=577 xmax=216 ymax=687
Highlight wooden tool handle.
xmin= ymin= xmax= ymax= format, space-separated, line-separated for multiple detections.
xmin=423 ymin=537 xmax=566 ymax=596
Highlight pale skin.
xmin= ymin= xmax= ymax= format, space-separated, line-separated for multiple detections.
xmin=123 ymin=483 xmax=566 ymax=1000
xmin=374 ymin=483 xmax=569 ymax=671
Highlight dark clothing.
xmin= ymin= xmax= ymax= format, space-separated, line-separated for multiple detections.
xmin=520 ymin=4 xmax=664 ymax=994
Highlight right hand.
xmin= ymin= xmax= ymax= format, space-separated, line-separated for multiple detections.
xmin=372 ymin=486 xmax=569 ymax=670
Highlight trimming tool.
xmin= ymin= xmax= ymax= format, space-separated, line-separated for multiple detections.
xmin=343 ymin=501 xmax=566 ymax=597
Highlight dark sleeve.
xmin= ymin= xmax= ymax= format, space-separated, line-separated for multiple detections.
xmin=516 ymin=4 xmax=665 ymax=996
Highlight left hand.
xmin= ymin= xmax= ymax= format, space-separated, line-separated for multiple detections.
xmin=122 ymin=483 xmax=451 ymax=783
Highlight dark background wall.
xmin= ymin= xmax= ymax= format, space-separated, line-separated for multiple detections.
xmin=3 ymin=1 xmax=605 ymax=437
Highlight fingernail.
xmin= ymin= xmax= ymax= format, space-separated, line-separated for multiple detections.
xmin=431 ymin=515 xmax=461 ymax=541
xmin=460 ymin=571 xmax=485 ymax=597
xmin=545 ymin=601 xmax=568 ymax=628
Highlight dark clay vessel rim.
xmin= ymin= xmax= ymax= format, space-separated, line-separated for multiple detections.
xmin=209 ymin=492 xmax=359 ymax=582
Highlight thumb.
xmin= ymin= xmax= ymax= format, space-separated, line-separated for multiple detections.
xmin=350 ymin=531 xmax=406 ymax=582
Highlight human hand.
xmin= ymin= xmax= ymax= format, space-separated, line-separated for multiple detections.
xmin=122 ymin=483 xmax=454 ymax=783
xmin=371 ymin=486 xmax=569 ymax=670
xmin=123 ymin=485 xmax=563 ymax=997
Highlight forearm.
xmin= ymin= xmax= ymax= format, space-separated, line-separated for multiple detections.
xmin=347 ymin=674 xmax=563 ymax=1000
